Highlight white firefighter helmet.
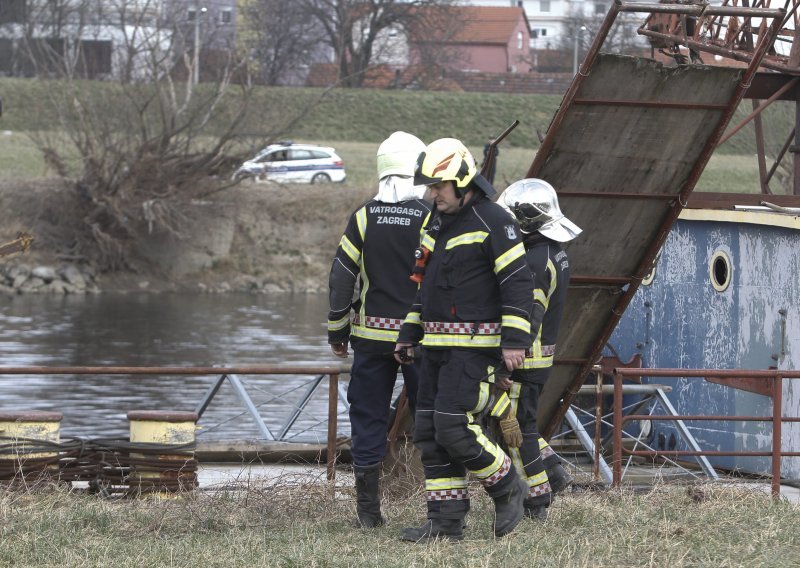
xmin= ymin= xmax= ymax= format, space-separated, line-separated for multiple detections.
xmin=414 ymin=138 xmax=495 ymax=197
xmin=377 ymin=131 xmax=426 ymax=180
xmin=498 ymin=178 xmax=582 ymax=242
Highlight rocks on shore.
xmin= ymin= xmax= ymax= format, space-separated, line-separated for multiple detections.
xmin=196 ymin=275 xmax=326 ymax=295
xmin=0 ymin=263 xmax=100 ymax=295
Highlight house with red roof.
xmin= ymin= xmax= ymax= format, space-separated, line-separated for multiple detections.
xmin=408 ymin=5 xmax=532 ymax=74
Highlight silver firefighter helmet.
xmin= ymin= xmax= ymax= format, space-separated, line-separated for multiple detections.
xmin=498 ymin=178 xmax=582 ymax=242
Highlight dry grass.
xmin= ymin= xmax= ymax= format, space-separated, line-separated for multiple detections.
xmin=1 ymin=476 xmax=798 ymax=567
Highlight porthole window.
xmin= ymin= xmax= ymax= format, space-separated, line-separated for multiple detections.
xmin=710 ymin=251 xmax=732 ymax=292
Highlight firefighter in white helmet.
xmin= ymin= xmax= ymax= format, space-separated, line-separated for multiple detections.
xmin=395 ymin=138 xmax=534 ymax=542
xmin=497 ymin=178 xmax=582 ymax=521
xmin=327 ymin=131 xmax=431 ymax=528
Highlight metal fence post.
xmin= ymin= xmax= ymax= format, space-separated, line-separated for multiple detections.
xmin=613 ymin=371 xmax=623 ymax=487
xmin=327 ymin=373 xmax=339 ymax=482
xmin=772 ymin=373 xmax=783 ymax=498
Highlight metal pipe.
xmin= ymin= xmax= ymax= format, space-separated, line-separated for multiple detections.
xmin=753 ymin=99 xmax=771 ymax=194
xmin=619 ymin=2 xmax=785 ymax=17
xmin=766 ymin=127 xmax=795 ymax=185
xmin=773 ymin=374 xmax=783 ymax=497
xmin=570 ymin=275 xmax=631 ymax=286
xmin=717 ymin=77 xmax=800 ymax=147
xmin=327 ymin=373 xmax=338 ymax=482
xmin=573 ymin=98 xmax=729 ymax=111
xmin=614 ymin=368 xmax=800 ymax=378
xmin=594 ymin=368 xmax=603 ymax=481
xmin=557 ymin=190 xmax=677 ymax=200
xmin=613 ymin=372 xmax=623 ymax=487
xmin=0 ymin=365 xmax=350 ymax=375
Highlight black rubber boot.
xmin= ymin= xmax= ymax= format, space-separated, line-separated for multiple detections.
xmin=547 ymin=463 xmax=573 ymax=494
xmin=353 ymin=463 xmax=385 ymax=528
xmin=402 ymin=499 xmax=467 ymax=543
xmin=401 ymin=518 xmax=464 ymax=543
xmin=492 ymin=476 xmax=527 ymax=537
xmin=523 ymin=498 xmax=548 ymax=521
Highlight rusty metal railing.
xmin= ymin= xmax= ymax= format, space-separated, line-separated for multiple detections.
xmin=0 ymin=366 xmax=350 ymax=481
xmin=613 ymin=368 xmax=800 ymax=497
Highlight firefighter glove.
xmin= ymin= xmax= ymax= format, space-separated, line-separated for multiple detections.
xmin=498 ymin=410 xmax=523 ymax=448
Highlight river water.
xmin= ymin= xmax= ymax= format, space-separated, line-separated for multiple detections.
xmin=0 ymin=292 xmax=370 ymax=444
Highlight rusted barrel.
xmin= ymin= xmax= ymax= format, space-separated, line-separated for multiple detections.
xmin=126 ymin=410 xmax=199 ymax=495
xmin=0 ymin=411 xmax=63 ymax=481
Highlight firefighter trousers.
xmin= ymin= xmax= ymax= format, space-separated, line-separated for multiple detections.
xmin=414 ymin=348 xmax=518 ymax=519
xmin=348 ymin=350 xmax=420 ymax=467
xmin=507 ymin=381 xmax=552 ymax=505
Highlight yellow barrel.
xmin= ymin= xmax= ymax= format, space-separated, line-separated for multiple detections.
xmin=0 ymin=411 xmax=63 ymax=481
xmin=126 ymin=410 xmax=198 ymax=495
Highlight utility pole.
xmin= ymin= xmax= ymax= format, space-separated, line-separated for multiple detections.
xmin=193 ymin=3 xmax=207 ymax=85
xmin=573 ymin=25 xmax=587 ymax=76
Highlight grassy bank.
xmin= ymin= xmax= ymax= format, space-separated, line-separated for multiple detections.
xmin=0 ymin=130 xmax=769 ymax=195
xmin=1 ymin=481 xmax=798 ymax=567
xmin=0 ymin=77 xmax=559 ymax=149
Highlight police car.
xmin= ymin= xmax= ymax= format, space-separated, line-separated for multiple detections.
xmin=232 ymin=142 xmax=346 ymax=184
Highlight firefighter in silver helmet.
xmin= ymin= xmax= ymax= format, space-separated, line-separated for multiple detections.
xmin=496 ymin=177 xmax=582 ymax=521
xmin=327 ymin=131 xmax=431 ymax=529
xmin=394 ymin=138 xmax=534 ymax=542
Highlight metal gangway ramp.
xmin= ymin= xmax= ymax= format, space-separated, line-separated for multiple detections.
xmin=531 ymin=1 xmax=786 ymax=438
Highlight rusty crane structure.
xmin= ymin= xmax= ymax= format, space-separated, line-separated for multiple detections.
xmin=531 ymin=0 xmax=798 ymax=441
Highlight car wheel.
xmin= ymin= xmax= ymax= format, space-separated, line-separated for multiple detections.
xmin=311 ymin=173 xmax=331 ymax=184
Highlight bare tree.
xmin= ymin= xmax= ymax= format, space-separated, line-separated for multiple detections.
xmin=297 ymin=0 xmax=456 ymax=88
xmin=239 ymin=0 xmax=322 ymax=86
xmin=4 ymin=0 xmax=312 ymax=271
xmin=543 ymin=10 xmax=644 ymax=72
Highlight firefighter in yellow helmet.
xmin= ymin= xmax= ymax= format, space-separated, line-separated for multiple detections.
xmin=395 ymin=138 xmax=534 ymax=542
xmin=328 ymin=131 xmax=431 ymax=528
xmin=497 ymin=178 xmax=582 ymax=521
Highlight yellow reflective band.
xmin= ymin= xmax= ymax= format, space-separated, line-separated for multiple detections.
xmin=445 ymin=231 xmax=488 ymax=250
xmin=422 ymin=334 xmax=501 ymax=348
xmin=494 ymin=242 xmax=525 ymax=274
xmin=339 ymin=236 xmax=360 ymax=264
xmin=327 ymin=315 xmax=349 ymax=331
xmin=351 ymin=324 xmax=399 ymax=342
xmin=420 ymin=213 xmax=432 ymax=240
xmin=471 ymin=382 xmax=490 ymax=414
xmin=357 ymin=253 xmax=370 ymax=326
xmin=421 ymin=233 xmax=436 ymax=250
xmin=404 ymin=311 xmax=421 ymax=326
xmin=509 ymin=446 xmax=525 ymax=478
xmin=502 ymin=314 xmax=530 ymax=334
xmin=425 ymin=477 xmax=469 ymax=491
xmin=547 ymin=258 xmax=558 ymax=300
xmin=521 ymin=356 xmax=553 ymax=370
xmin=490 ymin=392 xmax=510 ymax=418
xmin=533 ymin=289 xmax=548 ymax=305
xmin=509 ymin=381 xmax=522 ymax=400
xmin=538 ymin=438 xmax=551 ymax=451
xmin=526 ymin=471 xmax=549 ymax=487
xmin=467 ymin=423 xmax=505 ymax=478
xmin=356 ymin=207 xmax=367 ymax=241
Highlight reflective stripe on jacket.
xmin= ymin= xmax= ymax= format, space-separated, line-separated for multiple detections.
xmin=398 ymin=193 xmax=533 ymax=350
xmin=518 ymin=235 xmax=570 ymax=374
xmin=328 ymin=199 xmax=431 ymax=352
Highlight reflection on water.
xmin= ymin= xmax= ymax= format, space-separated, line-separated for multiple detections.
xmin=0 ymin=293 xmax=351 ymax=442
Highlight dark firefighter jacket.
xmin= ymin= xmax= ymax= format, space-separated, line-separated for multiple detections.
xmin=397 ymin=193 xmax=533 ymax=350
xmin=516 ymin=232 xmax=570 ymax=381
xmin=327 ymin=198 xmax=431 ymax=354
